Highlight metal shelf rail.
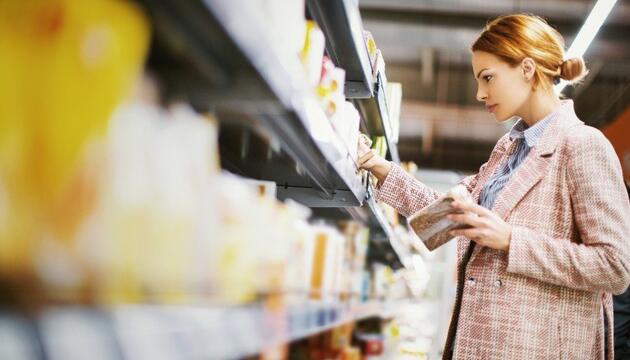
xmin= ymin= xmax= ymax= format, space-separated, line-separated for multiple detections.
xmin=0 ymin=302 xmax=390 ymax=360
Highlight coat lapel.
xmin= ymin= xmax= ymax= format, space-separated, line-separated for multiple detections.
xmin=490 ymin=151 xmax=551 ymax=219
xmin=456 ymin=137 xmax=511 ymax=264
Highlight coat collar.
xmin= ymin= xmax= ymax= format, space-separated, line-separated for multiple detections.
xmin=492 ymin=99 xmax=582 ymax=218
xmin=509 ymin=110 xmax=556 ymax=148
xmin=534 ymin=100 xmax=582 ymax=157
xmin=493 ymin=100 xmax=583 ymax=158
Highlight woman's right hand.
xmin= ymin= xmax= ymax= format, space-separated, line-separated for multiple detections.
xmin=357 ymin=140 xmax=392 ymax=183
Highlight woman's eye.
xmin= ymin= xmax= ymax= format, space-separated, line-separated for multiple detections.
xmin=483 ymin=75 xmax=493 ymax=82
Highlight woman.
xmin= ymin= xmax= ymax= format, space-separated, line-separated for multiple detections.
xmin=358 ymin=14 xmax=630 ymax=360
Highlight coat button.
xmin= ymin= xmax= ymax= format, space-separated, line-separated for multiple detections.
xmin=494 ymin=280 xmax=503 ymax=288
xmin=467 ymin=277 xmax=476 ymax=286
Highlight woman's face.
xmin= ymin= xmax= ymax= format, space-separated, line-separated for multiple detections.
xmin=471 ymin=51 xmax=533 ymax=122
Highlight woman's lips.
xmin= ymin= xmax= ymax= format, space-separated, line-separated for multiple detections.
xmin=486 ymin=104 xmax=498 ymax=113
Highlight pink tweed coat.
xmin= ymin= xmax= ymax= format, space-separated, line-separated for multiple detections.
xmin=376 ymin=100 xmax=630 ymax=360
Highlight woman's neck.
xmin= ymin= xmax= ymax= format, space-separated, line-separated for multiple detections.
xmin=518 ymin=89 xmax=561 ymax=127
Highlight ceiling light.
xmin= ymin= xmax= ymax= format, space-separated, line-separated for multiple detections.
xmin=555 ymin=0 xmax=618 ymax=94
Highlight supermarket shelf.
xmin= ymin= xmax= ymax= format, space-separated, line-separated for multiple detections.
xmin=139 ymin=0 xmax=366 ymax=206
xmin=218 ymin=100 xmax=366 ymax=207
xmin=114 ymin=301 xmax=387 ymax=359
xmin=328 ymin=184 xmax=408 ymax=269
xmin=310 ymin=179 xmax=408 ymax=269
xmin=355 ymin=72 xmax=401 ymax=164
xmin=307 ymin=0 xmax=375 ymax=99
xmin=365 ymin=195 xmax=411 ymax=269
xmin=304 ymin=0 xmax=399 ymax=162
xmin=0 ymin=302 xmax=389 ymax=360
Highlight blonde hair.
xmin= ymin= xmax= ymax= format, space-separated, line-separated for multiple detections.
xmin=471 ymin=14 xmax=588 ymax=90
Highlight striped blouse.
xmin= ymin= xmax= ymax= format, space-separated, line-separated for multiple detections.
xmin=479 ymin=109 xmax=559 ymax=209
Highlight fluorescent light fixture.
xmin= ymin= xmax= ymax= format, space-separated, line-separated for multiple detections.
xmin=555 ymin=0 xmax=618 ymax=94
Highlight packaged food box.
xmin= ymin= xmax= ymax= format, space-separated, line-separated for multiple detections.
xmin=408 ymin=185 xmax=473 ymax=251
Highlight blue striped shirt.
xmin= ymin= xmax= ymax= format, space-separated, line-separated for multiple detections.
xmin=479 ymin=110 xmax=559 ymax=209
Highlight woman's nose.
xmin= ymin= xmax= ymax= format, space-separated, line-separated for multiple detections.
xmin=476 ymin=87 xmax=487 ymax=102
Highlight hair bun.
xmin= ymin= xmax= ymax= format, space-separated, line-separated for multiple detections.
xmin=560 ymin=57 xmax=588 ymax=82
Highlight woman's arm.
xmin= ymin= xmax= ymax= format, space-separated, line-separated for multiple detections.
xmin=374 ymin=163 xmax=442 ymax=217
xmin=506 ymin=129 xmax=630 ymax=294
xmin=357 ymin=140 xmax=496 ymax=218
xmin=357 ymin=141 xmax=441 ymax=217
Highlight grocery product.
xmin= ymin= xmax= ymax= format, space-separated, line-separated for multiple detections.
xmin=338 ymin=222 xmax=363 ymax=301
xmin=408 ymin=185 xmax=474 ymax=250
xmin=95 ymin=102 xmax=221 ymax=303
xmin=372 ymin=263 xmax=394 ymax=300
xmin=363 ymin=31 xmax=378 ymax=69
xmin=373 ymin=50 xmax=387 ymax=79
xmin=371 ymin=136 xmax=388 ymax=157
xmin=386 ymin=82 xmax=402 ymax=143
xmin=0 ymin=0 xmax=149 ymax=297
xmin=317 ymin=56 xmax=346 ymax=118
xmin=340 ymin=346 xmax=361 ymax=360
xmin=260 ymin=0 xmax=306 ymax=59
xmin=356 ymin=333 xmax=384 ymax=357
xmin=300 ymin=21 xmax=326 ymax=87
xmin=308 ymin=225 xmax=345 ymax=301
xmin=330 ymin=102 xmax=361 ymax=162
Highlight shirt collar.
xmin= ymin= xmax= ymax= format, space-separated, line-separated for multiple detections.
xmin=509 ymin=106 xmax=559 ymax=147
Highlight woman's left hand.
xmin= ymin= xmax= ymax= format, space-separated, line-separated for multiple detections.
xmin=447 ymin=201 xmax=512 ymax=252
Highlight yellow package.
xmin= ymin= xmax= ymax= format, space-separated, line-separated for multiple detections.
xmin=0 ymin=0 xmax=148 ymax=280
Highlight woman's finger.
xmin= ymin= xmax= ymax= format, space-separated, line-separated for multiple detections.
xmin=447 ymin=213 xmax=486 ymax=228
xmin=357 ymin=142 xmax=372 ymax=157
xmin=358 ymin=150 xmax=376 ymax=166
xmin=359 ymin=156 xmax=380 ymax=170
xmin=451 ymin=200 xmax=491 ymax=217
xmin=450 ymin=228 xmax=484 ymax=240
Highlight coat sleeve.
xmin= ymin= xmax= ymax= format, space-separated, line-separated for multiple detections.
xmin=375 ymin=135 xmax=509 ymax=217
xmin=507 ymin=128 xmax=630 ymax=295
xmin=374 ymin=163 xmax=442 ymax=217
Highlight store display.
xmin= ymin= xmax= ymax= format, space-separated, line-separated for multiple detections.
xmin=398 ymin=342 xmax=429 ymax=360
xmin=260 ymin=0 xmax=307 ymax=59
xmin=371 ymin=136 xmax=388 ymax=157
xmin=359 ymin=133 xmax=373 ymax=148
xmin=386 ymin=82 xmax=403 ymax=144
xmin=380 ymin=202 xmax=400 ymax=227
xmin=329 ymin=323 xmax=355 ymax=357
xmin=373 ymin=51 xmax=387 ymax=80
xmin=400 ymin=161 xmax=419 ymax=175
xmin=340 ymin=346 xmax=362 ymax=360
xmin=0 ymin=0 xmax=426 ymax=358
xmin=300 ymin=21 xmax=326 ymax=87
xmin=0 ymin=0 xmax=149 ymax=286
xmin=317 ymin=56 xmax=346 ymax=117
xmin=408 ymin=185 xmax=474 ymax=250
xmin=363 ymin=31 xmax=378 ymax=70
xmin=394 ymin=303 xmax=436 ymax=360
xmin=356 ymin=333 xmax=385 ymax=357
xmin=372 ymin=264 xmax=394 ymax=300
xmin=329 ymin=101 xmax=362 ymax=162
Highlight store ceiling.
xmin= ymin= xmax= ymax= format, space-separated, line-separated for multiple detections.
xmin=360 ymin=0 xmax=630 ymax=171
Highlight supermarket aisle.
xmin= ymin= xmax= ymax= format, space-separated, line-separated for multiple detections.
xmin=2 ymin=0 xmax=627 ymax=359
xmin=0 ymin=0 xmax=447 ymax=359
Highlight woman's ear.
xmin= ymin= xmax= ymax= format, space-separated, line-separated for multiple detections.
xmin=521 ymin=58 xmax=536 ymax=81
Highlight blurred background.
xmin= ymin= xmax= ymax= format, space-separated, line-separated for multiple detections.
xmin=360 ymin=0 xmax=630 ymax=172
xmin=0 ymin=0 xmax=627 ymax=360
